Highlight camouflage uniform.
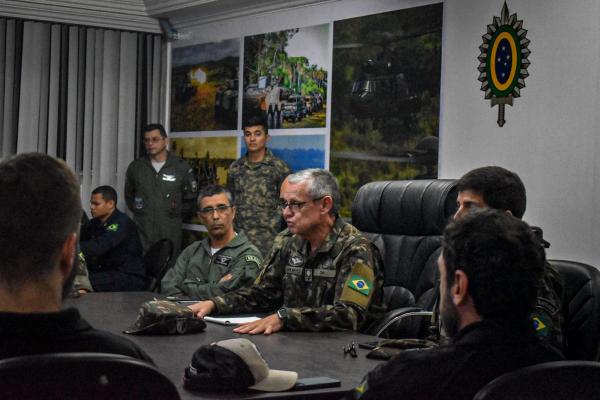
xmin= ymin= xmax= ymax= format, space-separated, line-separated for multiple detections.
xmin=73 ymin=250 xmax=93 ymax=293
xmin=125 ymin=152 xmax=197 ymax=256
xmin=161 ymin=232 xmax=262 ymax=299
xmin=211 ymin=217 xmax=386 ymax=332
xmin=124 ymin=300 xmax=206 ymax=335
xmin=227 ymin=148 xmax=290 ymax=256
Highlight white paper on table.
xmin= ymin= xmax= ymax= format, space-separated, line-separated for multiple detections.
xmin=203 ymin=316 xmax=262 ymax=326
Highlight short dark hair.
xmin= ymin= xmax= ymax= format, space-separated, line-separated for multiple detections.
xmin=144 ymin=123 xmax=167 ymax=138
xmin=442 ymin=209 xmax=545 ymax=320
xmin=197 ymin=184 xmax=234 ymax=206
xmin=92 ymin=185 xmax=117 ymax=203
xmin=457 ymin=166 xmax=526 ymax=218
xmin=0 ymin=153 xmax=81 ymax=287
xmin=242 ymin=116 xmax=268 ymax=135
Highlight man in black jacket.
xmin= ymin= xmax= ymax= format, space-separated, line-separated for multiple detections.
xmin=346 ymin=210 xmax=563 ymax=400
xmin=81 ymin=185 xmax=147 ymax=291
xmin=0 ymin=153 xmax=152 ymax=362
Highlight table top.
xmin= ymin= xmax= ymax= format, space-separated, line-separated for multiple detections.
xmin=64 ymin=292 xmax=383 ymax=399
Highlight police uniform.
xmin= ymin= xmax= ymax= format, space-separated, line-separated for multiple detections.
xmin=346 ymin=319 xmax=564 ymax=400
xmin=161 ymin=232 xmax=262 ymax=299
xmin=211 ymin=217 xmax=385 ymax=332
xmin=125 ymin=152 xmax=196 ymax=255
xmin=227 ymin=148 xmax=290 ymax=256
xmin=80 ymin=209 xmax=147 ymax=292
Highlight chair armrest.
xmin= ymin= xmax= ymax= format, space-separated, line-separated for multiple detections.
xmin=370 ymin=307 xmax=433 ymax=338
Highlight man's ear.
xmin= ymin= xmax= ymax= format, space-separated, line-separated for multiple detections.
xmin=59 ymin=233 xmax=77 ymax=279
xmin=452 ymin=269 xmax=470 ymax=306
xmin=320 ymin=195 xmax=334 ymax=214
xmin=505 ymin=209 xmax=513 ymax=216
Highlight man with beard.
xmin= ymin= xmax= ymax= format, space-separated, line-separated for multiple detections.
xmin=0 ymin=153 xmax=152 ymax=362
xmin=346 ymin=210 xmax=563 ymax=400
xmin=161 ymin=185 xmax=262 ymax=298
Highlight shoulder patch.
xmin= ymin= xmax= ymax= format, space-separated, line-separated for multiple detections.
xmin=106 ymin=223 xmax=119 ymax=232
xmin=245 ymin=255 xmax=261 ymax=265
xmin=340 ymin=261 xmax=375 ymax=309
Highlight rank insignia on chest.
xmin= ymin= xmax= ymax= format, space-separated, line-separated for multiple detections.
xmin=162 ymin=174 xmax=176 ymax=182
xmin=304 ymin=268 xmax=313 ymax=282
xmin=214 ymin=254 xmax=232 ymax=266
xmin=288 ymin=255 xmax=304 ymax=267
xmin=348 ymin=275 xmax=371 ymax=296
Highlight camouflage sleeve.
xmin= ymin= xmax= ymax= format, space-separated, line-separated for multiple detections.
xmin=531 ymin=260 xmax=564 ymax=349
xmin=160 ymin=246 xmax=192 ymax=297
xmin=73 ymin=251 xmax=93 ymax=292
xmin=284 ymin=242 xmax=385 ymax=332
xmin=212 ymin=237 xmax=286 ymax=314
xmin=182 ymin=247 xmax=263 ymax=300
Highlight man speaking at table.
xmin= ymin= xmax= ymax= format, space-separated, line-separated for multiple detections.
xmin=0 ymin=153 xmax=152 ymax=362
xmin=189 ymin=169 xmax=385 ymax=334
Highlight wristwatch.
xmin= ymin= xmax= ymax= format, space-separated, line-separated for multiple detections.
xmin=276 ymin=307 xmax=288 ymax=322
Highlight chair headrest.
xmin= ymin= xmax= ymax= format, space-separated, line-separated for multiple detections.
xmin=352 ymin=180 xmax=458 ymax=236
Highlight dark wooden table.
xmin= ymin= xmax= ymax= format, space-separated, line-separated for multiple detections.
xmin=64 ymin=292 xmax=384 ymax=399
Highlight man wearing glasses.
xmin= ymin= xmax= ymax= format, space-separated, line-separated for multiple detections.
xmin=125 ymin=123 xmax=197 ymax=256
xmin=189 ymin=169 xmax=385 ymax=334
xmin=160 ymin=185 xmax=262 ymax=299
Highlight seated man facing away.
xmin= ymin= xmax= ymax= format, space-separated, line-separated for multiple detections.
xmin=80 ymin=186 xmax=147 ymax=292
xmin=346 ymin=210 xmax=564 ymax=400
xmin=453 ymin=166 xmax=564 ymax=349
xmin=161 ymin=184 xmax=262 ymax=299
xmin=0 ymin=153 xmax=152 ymax=362
xmin=190 ymin=169 xmax=385 ymax=335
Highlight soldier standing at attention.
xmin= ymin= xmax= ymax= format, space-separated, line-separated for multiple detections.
xmin=125 ymin=123 xmax=197 ymax=256
xmin=227 ymin=116 xmax=290 ymax=256
xmin=190 ymin=169 xmax=385 ymax=334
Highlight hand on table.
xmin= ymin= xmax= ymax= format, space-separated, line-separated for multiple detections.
xmin=233 ymin=313 xmax=283 ymax=335
xmin=187 ymin=300 xmax=215 ymax=319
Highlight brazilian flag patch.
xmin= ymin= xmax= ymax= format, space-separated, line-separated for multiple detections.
xmin=107 ymin=223 xmax=119 ymax=232
xmin=348 ymin=275 xmax=371 ymax=296
xmin=532 ymin=314 xmax=549 ymax=337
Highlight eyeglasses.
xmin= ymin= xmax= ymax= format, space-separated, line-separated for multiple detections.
xmin=197 ymin=205 xmax=232 ymax=216
xmin=143 ymin=137 xmax=164 ymax=144
xmin=279 ymin=196 xmax=325 ymax=212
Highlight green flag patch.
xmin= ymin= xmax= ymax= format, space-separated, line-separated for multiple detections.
xmin=107 ymin=223 xmax=119 ymax=232
xmin=348 ymin=275 xmax=371 ymax=296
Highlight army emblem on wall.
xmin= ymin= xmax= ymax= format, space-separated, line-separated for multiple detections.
xmin=478 ymin=2 xmax=530 ymax=127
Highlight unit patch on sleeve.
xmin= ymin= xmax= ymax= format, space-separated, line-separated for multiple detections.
xmin=245 ymin=255 xmax=261 ymax=266
xmin=340 ymin=261 xmax=375 ymax=309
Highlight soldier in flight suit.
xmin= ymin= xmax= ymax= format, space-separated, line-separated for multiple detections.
xmin=227 ymin=116 xmax=291 ymax=256
xmin=80 ymin=186 xmax=147 ymax=292
xmin=190 ymin=169 xmax=385 ymax=334
xmin=125 ymin=123 xmax=197 ymax=256
xmin=161 ymin=185 xmax=262 ymax=299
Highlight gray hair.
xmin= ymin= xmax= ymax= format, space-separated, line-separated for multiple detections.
xmin=286 ymin=169 xmax=340 ymax=214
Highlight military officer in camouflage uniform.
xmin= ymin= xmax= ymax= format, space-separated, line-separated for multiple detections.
xmin=227 ymin=116 xmax=291 ymax=256
xmin=161 ymin=185 xmax=262 ymax=299
xmin=452 ymin=166 xmax=564 ymax=350
xmin=190 ymin=169 xmax=385 ymax=334
xmin=125 ymin=123 xmax=197 ymax=256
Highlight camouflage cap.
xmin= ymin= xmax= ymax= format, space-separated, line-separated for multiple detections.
xmin=124 ymin=300 xmax=206 ymax=335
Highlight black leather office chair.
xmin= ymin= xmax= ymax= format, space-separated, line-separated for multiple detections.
xmin=352 ymin=179 xmax=458 ymax=337
xmin=472 ymin=360 xmax=600 ymax=400
xmin=144 ymin=238 xmax=175 ymax=292
xmin=0 ymin=352 xmax=180 ymax=400
xmin=549 ymin=259 xmax=600 ymax=361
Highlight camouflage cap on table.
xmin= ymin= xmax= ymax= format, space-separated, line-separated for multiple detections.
xmin=124 ymin=300 xmax=206 ymax=335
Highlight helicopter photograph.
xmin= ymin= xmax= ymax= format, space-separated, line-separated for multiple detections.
xmin=331 ymin=3 xmax=443 ymax=217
